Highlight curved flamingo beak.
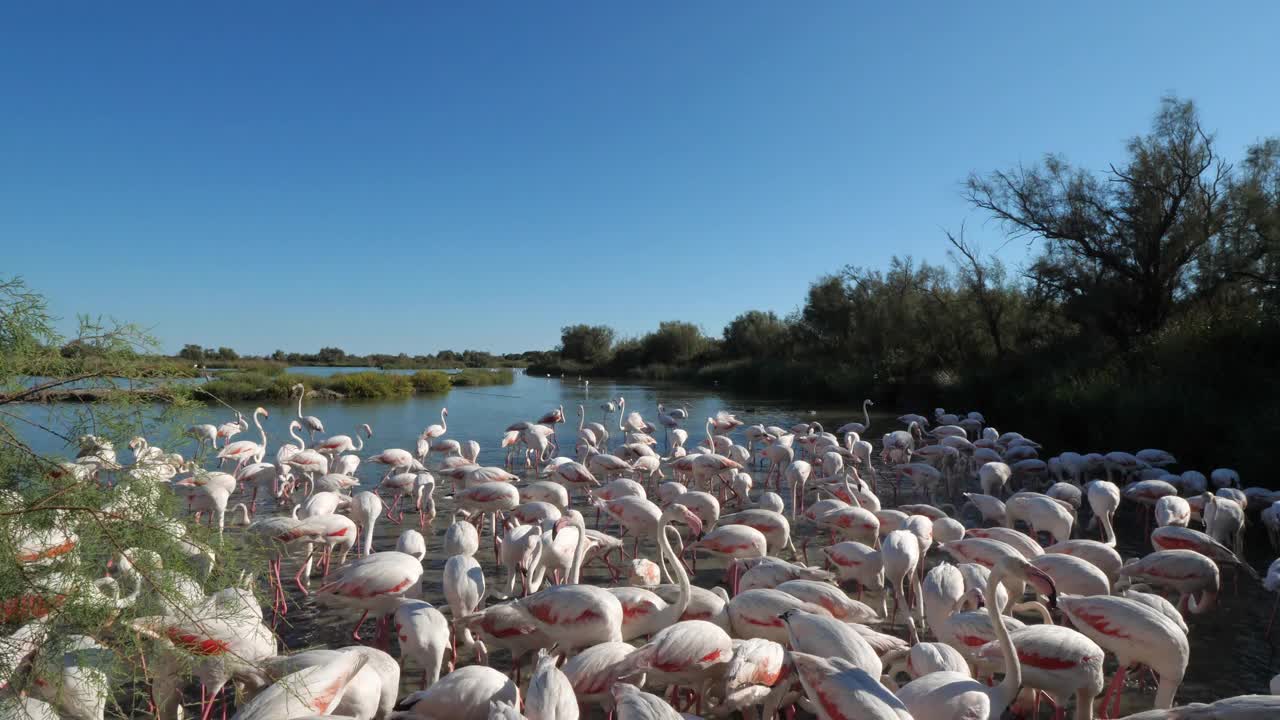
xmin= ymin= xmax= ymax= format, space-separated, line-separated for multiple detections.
xmin=682 ymin=510 xmax=704 ymax=538
xmin=1025 ymin=565 xmax=1058 ymax=608
xmin=552 ymin=515 xmax=573 ymax=538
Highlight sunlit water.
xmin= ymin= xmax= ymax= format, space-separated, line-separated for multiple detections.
xmin=10 ymin=369 xmax=1278 ymax=715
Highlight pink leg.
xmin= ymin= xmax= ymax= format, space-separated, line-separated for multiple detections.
xmin=352 ymin=609 xmax=370 ymax=641
xmin=294 ymin=562 xmax=311 ymax=595
xmin=1100 ymin=665 xmax=1128 ymax=719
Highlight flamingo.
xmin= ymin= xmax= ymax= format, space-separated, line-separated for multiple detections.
xmin=291 ymin=383 xmax=326 ymax=440
xmin=554 ymin=644 xmax=633 ymax=714
xmin=608 ymin=502 xmax=702 ymax=638
xmin=187 ymin=423 xmax=219 ymax=453
xmin=973 ymin=624 xmax=1105 ymax=720
xmin=396 ymin=665 xmax=519 ymax=720
xmin=451 ymin=481 xmax=520 ymax=556
xmin=612 ymin=682 xmax=683 ymax=720
xmin=525 ymin=648 xmax=579 ymax=720
xmin=1149 ymin=525 xmax=1256 ymax=580
xmin=315 ymin=550 xmax=424 ymax=641
xmin=686 ymin=524 xmax=768 ymax=594
xmin=316 ymin=423 xmax=372 ymax=457
xmin=1118 ymin=549 xmax=1220 ymax=616
xmin=350 ymin=491 xmax=383 ymax=556
xmin=366 ymin=448 xmax=421 ymax=476
xmin=896 ymin=555 xmax=1058 ymax=720
xmin=609 ymin=619 xmax=732 ymax=714
xmin=778 ymin=609 xmax=880 ymax=676
xmin=1087 ymin=480 xmax=1121 ymax=541
xmin=882 ymin=529 xmax=923 ymax=630
xmin=788 ymin=652 xmax=912 ymax=720
xmin=423 ymin=408 xmax=450 ymax=442
xmin=216 ymin=407 xmax=268 ymax=470
xmin=718 ymin=638 xmax=787 ymax=716
xmin=1058 ymin=594 xmax=1189 ymax=713
xmin=1155 ymin=495 xmax=1192 ymax=528
xmin=394 ymin=599 xmax=451 ymax=688
xmin=231 ymin=649 xmax=366 ymax=720
xmin=485 ymin=512 xmax=624 ymax=651
xmin=215 ymin=413 xmax=247 ymax=447
xmin=130 ymin=584 xmax=276 ymax=720
xmin=443 ymin=552 xmax=485 ymax=657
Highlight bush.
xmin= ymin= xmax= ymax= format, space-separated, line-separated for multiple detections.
xmin=326 ymin=371 xmax=413 ymax=399
xmin=560 ymin=325 xmax=615 ymax=364
xmin=411 ymin=370 xmax=453 ymax=393
xmin=451 ymin=368 xmax=515 ymax=387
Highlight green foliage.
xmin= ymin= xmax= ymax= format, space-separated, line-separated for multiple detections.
xmin=200 ymin=369 xmax=413 ymax=401
xmin=722 ymin=310 xmax=789 ymax=358
xmin=450 ymin=368 xmax=515 ymax=387
xmin=559 ymin=324 xmax=615 ymax=364
xmin=324 ymin=370 xmax=413 ymax=399
xmin=641 ymin=321 xmax=710 ymax=365
xmin=410 ymin=370 xmax=453 ymax=393
xmin=0 ymin=275 xmax=261 ymax=710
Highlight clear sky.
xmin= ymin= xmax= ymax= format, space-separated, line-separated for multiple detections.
xmin=2 ymin=2 xmax=1275 ymax=355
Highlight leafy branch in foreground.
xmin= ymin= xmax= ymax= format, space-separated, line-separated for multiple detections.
xmin=0 ymin=276 xmax=274 ymax=719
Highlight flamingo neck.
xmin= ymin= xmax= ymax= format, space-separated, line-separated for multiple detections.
xmin=1073 ymin=687 xmax=1094 ymax=720
xmin=440 ymin=409 xmax=448 ymax=435
xmin=352 ymin=428 xmax=364 ymax=452
xmin=985 ymin=564 xmax=1021 ymax=709
xmin=290 ymin=424 xmax=306 ymax=450
xmin=657 ymin=517 xmax=691 ymax=623
xmin=297 ymin=389 xmax=305 ymax=419
xmin=254 ymin=410 xmax=267 ymax=447
xmin=568 ymin=515 xmax=588 ymax=584
xmin=862 ymin=399 xmax=870 ymax=429
xmin=1100 ymin=511 xmax=1117 ymax=547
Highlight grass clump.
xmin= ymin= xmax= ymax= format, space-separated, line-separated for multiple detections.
xmin=410 ymin=370 xmax=453 ymax=393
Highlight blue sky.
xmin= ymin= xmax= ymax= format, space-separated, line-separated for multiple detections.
xmin=2 ymin=3 xmax=1276 ymax=355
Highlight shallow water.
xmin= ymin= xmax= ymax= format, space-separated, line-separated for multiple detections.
xmin=10 ymin=369 xmax=1279 ymax=715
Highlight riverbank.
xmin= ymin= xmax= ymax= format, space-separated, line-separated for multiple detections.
xmin=531 ymin=318 xmax=1280 ymax=485
xmin=199 ymin=367 xmax=516 ymax=401
xmin=8 ymin=368 xmax=516 ymax=404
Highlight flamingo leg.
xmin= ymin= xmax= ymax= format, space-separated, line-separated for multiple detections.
xmin=352 ymin=609 xmax=371 ymax=641
xmin=1099 ymin=665 xmax=1128 ymax=719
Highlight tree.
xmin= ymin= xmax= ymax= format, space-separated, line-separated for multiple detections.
xmin=722 ymin=311 xmax=789 ymax=358
xmin=795 ymin=275 xmax=857 ymax=357
xmin=215 ymin=346 xmax=238 ymax=360
xmin=270 ymin=349 xmax=286 ymax=361
xmin=641 ymin=321 xmax=708 ymax=364
xmin=178 ymin=344 xmax=205 ymax=361
xmin=559 ymin=324 xmax=615 ymax=365
xmin=316 ymin=346 xmax=346 ymax=364
xmin=945 ymin=225 xmax=1010 ymax=356
xmin=0 ymin=275 xmax=259 ymax=714
xmin=966 ymin=97 xmax=1231 ymax=346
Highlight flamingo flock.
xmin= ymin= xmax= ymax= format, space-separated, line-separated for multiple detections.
xmin=6 ymin=390 xmax=1280 ymax=720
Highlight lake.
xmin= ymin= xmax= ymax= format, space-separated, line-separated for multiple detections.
xmin=8 ymin=368 xmax=1276 ymax=714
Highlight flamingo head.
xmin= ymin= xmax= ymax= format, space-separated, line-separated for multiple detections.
xmin=1011 ymin=559 xmax=1058 ymax=609
xmin=552 ymin=513 xmax=578 ymax=538
xmin=256 ymin=407 xmax=269 ymax=417
xmin=665 ymin=502 xmax=703 ymax=538
xmin=361 ymin=423 xmax=373 ymax=437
